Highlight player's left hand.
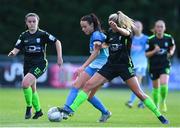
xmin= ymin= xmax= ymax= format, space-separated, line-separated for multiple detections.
xmin=109 ymin=21 xmax=119 ymax=32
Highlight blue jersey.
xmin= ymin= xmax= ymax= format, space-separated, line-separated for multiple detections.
xmin=131 ymin=34 xmax=148 ymax=69
xmin=89 ymin=31 xmax=109 ymax=69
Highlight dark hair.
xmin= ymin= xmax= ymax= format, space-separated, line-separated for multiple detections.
xmin=80 ymin=13 xmax=102 ymax=31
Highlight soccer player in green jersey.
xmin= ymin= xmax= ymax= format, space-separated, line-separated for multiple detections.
xmin=8 ymin=13 xmax=63 ymax=119
xmin=146 ymin=20 xmax=176 ymax=112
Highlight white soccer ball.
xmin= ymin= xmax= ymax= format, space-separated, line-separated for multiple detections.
xmin=48 ymin=107 xmax=63 ymax=122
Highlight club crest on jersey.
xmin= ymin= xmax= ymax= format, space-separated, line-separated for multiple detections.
xmin=165 ymin=42 xmax=168 ymax=47
xmin=36 ymin=38 xmax=41 ymax=43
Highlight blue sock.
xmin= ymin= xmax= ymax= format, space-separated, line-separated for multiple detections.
xmin=88 ymin=96 xmax=108 ymax=114
xmin=129 ymin=92 xmax=136 ymax=103
xmin=64 ymin=87 xmax=79 ymax=108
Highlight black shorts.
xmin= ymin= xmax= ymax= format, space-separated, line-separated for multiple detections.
xmin=149 ymin=67 xmax=170 ymax=80
xmin=24 ymin=60 xmax=48 ymax=78
xmin=98 ymin=62 xmax=135 ymax=81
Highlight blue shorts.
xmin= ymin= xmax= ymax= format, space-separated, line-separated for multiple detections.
xmin=85 ymin=66 xmax=98 ymax=77
xmin=134 ymin=67 xmax=147 ymax=77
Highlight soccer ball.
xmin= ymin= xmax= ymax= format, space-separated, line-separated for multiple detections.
xmin=48 ymin=107 xmax=63 ymax=122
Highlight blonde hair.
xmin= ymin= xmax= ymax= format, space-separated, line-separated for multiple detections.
xmin=25 ymin=13 xmax=40 ymax=22
xmin=151 ymin=20 xmax=166 ymax=34
xmin=155 ymin=20 xmax=166 ymax=28
xmin=109 ymin=11 xmax=135 ymax=30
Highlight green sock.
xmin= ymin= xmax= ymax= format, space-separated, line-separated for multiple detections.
xmin=70 ymin=91 xmax=88 ymax=112
xmin=152 ymin=87 xmax=160 ymax=107
xmin=160 ymin=84 xmax=168 ymax=103
xmin=23 ymin=87 xmax=32 ymax=107
xmin=143 ymin=97 xmax=161 ymax=117
xmin=32 ymin=91 xmax=41 ymax=112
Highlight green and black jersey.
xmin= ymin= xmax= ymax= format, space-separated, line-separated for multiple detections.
xmin=106 ymin=28 xmax=133 ymax=66
xmin=146 ymin=33 xmax=175 ymax=70
xmin=14 ymin=29 xmax=58 ymax=78
xmin=97 ymin=28 xmax=134 ymax=81
xmin=15 ymin=29 xmax=57 ymax=63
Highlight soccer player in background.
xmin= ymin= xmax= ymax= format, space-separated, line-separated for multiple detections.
xmin=8 ymin=13 xmax=63 ymax=119
xmin=145 ymin=20 xmax=176 ymax=112
xmin=59 ymin=11 xmax=169 ymax=124
xmin=62 ymin=13 xmax=111 ymax=122
xmin=126 ymin=21 xmax=148 ymax=108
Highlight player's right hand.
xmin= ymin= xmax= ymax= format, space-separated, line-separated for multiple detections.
xmin=8 ymin=51 xmax=15 ymax=57
xmin=57 ymin=57 xmax=63 ymax=67
xmin=154 ymin=45 xmax=160 ymax=53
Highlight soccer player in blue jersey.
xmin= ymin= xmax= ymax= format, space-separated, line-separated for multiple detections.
xmin=146 ymin=20 xmax=176 ymax=112
xmin=126 ymin=21 xmax=148 ymax=108
xmin=59 ymin=11 xmax=169 ymax=124
xmin=61 ymin=13 xmax=111 ymax=122
xmin=8 ymin=13 xmax=63 ymax=119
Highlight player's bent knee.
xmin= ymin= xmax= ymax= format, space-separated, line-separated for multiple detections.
xmin=84 ymin=81 xmax=93 ymax=92
xmin=73 ymin=81 xmax=82 ymax=89
xmin=22 ymin=80 xmax=31 ymax=88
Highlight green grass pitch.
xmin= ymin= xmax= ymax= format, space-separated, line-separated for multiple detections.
xmin=0 ymin=88 xmax=180 ymax=127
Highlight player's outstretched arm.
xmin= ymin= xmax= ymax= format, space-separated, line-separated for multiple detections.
xmin=81 ymin=41 xmax=101 ymax=68
xmin=75 ymin=41 xmax=101 ymax=76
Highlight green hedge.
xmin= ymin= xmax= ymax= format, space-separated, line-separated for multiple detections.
xmin=0 ymin=0 xmax=179 ymax=56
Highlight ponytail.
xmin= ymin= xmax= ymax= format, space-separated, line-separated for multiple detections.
xmin=81 ymin=13 xmax=102 ymax=31
xmin=109 ymin=11 xmax=135 ymax=30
